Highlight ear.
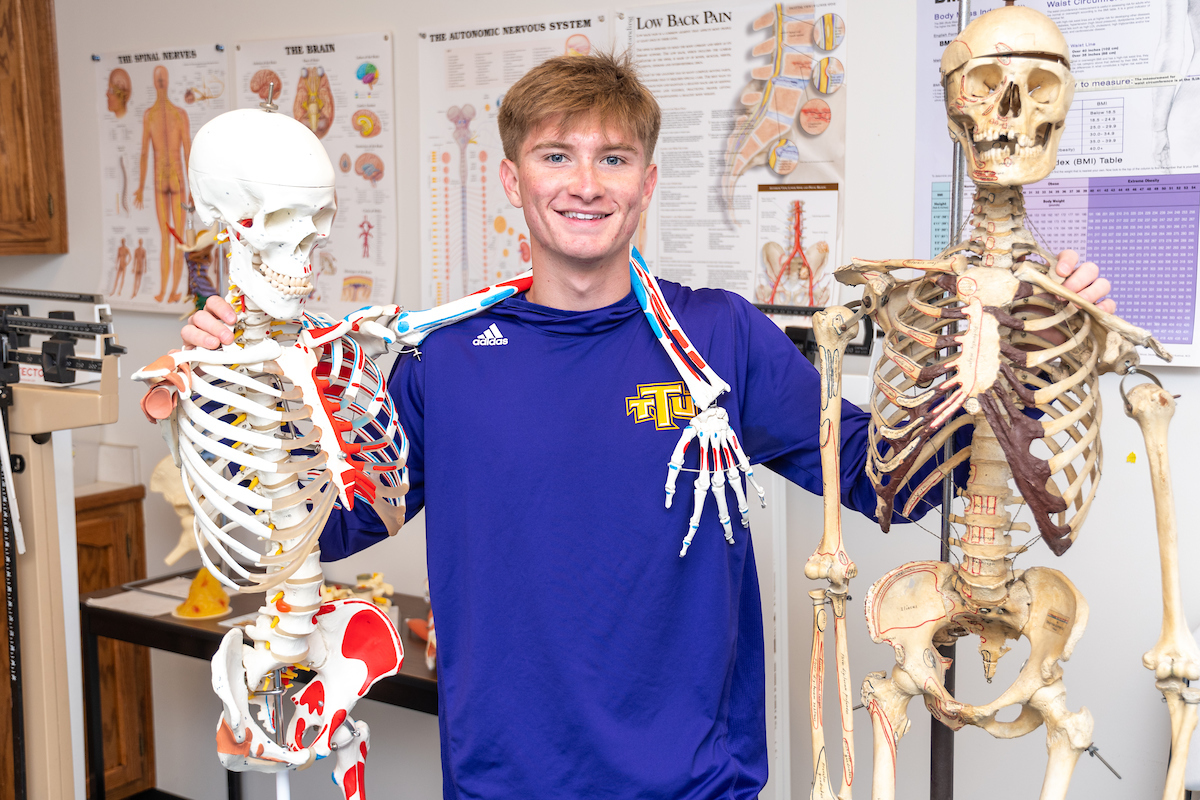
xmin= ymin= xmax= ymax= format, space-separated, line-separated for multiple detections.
xmin=639 ymin=162 xmax=658 ymax=213
xmin=499 ymin=158 xmax=523 ymax=209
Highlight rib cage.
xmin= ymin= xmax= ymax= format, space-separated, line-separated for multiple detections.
xmin=181 ymin=308 xmax=407 ymax=595
xmin=857 ymin=187 xmax=1102 ymax=558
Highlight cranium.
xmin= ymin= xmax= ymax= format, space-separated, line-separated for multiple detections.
xmin=189 ymin=108 xmax=336 ymax=318
xmin=940 ymin=4 xmax=1075 ymax=187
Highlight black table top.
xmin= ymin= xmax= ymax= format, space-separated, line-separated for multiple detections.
xmin=80 ymin=576 xmax=438 ymax=714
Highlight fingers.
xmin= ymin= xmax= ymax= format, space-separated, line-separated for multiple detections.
xmin=183 ymin=296 xmax=237 ymax=348
xmin=206 ymin=295 xmax=237 ymax=324
xmin=1056 ymin=253 xmax=1117 ymax=313
xmin=1054 ymin=249 xmax=1080 ymax=277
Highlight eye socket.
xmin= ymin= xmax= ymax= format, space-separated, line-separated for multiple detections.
xmin=963 ymin=64 xmax=1004 ymax=98
xmin=262 ymin=208 xmax=294 ymax=228
xmin=1027 ymin=68 xmax=1061 ymax=103
xmin=312 ymin=207 xmax=335 ymax=233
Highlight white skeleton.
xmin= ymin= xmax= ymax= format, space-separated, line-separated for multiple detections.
xmin=811 ymin=6 xmax=1180 ymax=799
xmin=133 ymin=108 xmax=533 ymax=798
xmin=134 ymin=108 xmax=768 ymax=799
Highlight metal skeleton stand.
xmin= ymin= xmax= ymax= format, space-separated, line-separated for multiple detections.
xmin=932 ymin=2 xmax=971 ymax=798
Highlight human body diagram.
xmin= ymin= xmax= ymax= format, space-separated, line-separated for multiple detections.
xmin=135 ymin=65 xmax=192 ymax=304
xmin=1152 ymin=0 xmax=1200 ymax=168
xmin=111 ymin=238 xmax=131 ymax=296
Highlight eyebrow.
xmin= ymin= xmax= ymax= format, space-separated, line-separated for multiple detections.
xmin=528 ymin=139 xmax=640 ymax=155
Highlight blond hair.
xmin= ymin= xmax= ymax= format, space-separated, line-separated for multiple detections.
xmin=498 ymin=52 xmax=660 ymax=162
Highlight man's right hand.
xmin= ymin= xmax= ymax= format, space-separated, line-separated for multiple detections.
xmin=183 ymin=295 xmax=237 ymax=349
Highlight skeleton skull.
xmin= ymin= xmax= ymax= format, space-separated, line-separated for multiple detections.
xmin=941 ymin=5 xmax=1075 ymax=187
xmin=189 ymin=109 xmax=336 ymax=318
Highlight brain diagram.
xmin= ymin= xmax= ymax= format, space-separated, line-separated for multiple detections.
xmin=355 ymin=153 xmax=385 ymax=186
xmin=293 ymin=66 xmax=335 ymax=139
xmin=250 ymin=69 xmax=282 ymax=101
xmin=352 ymin=109 xmax=381 ymax=138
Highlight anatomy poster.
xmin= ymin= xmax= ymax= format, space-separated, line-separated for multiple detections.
xmin=95 ymin=47 xmax=229 ymax=314
xmin=235 ymin=32 xmax=396 ymax=319
xmin=915 ymin=0 xmax=1200 ymax=364
xmin=756 ymin=183 xmax=837 ymax=307
xmin=417 ymin=13 xmax=611 ymax=307
xmin=620 ymin=0 xmax=848 ymax=317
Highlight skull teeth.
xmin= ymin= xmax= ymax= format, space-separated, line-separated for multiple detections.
xmin=253 ymin=262 xmax=313 ymax=297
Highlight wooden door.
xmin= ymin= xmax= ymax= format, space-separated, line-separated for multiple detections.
xmin=0 ymin=0 xmax=67 ymax=254
xmin=75 ymin=484 xmax=155 ymax=799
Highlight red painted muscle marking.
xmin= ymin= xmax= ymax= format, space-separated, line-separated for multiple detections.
xmin=296 ymin=679 xmax=325 ymax=714
xmin=341 ymin=608 xmax=402 ymax=695
xmin=328 ymin=708 xmax=347 ymax=749
xmin=294 ymin=717 xmax=308 ymax=748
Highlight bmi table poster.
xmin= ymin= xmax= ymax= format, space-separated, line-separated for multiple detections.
xmin=235 ymin=32 xmax=397 ymax=320
xmin=417 ymin=13 xmax=612 ymax=308
xmin=619 ymin=0 xmax=848 ymax=322
xmin=95 ymin=47 xmax=229 ymax=314
xmin=915 ymin=0 xmax=1200 ymax=365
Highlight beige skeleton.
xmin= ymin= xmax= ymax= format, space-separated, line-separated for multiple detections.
xmin=810 ymin=6 xmax=1176 ymax=798
xmin=805 ymin=305 xmax=862 ymax=800
xmin=1121 ymin=374 xmax=1200 ymax=800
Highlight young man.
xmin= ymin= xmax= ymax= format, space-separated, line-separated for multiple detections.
xmin=184 ymin=53 xmax=1113 ymax=800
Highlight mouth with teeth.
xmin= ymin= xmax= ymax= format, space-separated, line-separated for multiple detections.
xmin=961 ymin=120 xmax=1053 ymax=165
xmin=558 ymin=210 xmax=612 ymax=221
xmin=252 ymin=258 xmax=313 ymax=297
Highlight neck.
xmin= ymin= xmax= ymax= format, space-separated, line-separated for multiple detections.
xmin=968 ymin=184 xmax=1038 ymax=271
xmin=524 ymin=246 xmax=632 ymax=311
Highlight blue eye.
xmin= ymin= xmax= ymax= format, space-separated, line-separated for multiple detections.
xmin=603 ymin=156 xmax=623 ymax=166
xmin=547 ymin=153 xmax=566 ymax=163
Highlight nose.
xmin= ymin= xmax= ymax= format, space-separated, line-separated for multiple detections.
xmin=999 ymin=82 xmax=1022 ymax=118
xmin=568 ymin=161 xmax=603 ymax=203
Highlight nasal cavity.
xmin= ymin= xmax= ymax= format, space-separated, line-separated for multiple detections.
xmin=999 ymin=82 xmax=1021 ymax=118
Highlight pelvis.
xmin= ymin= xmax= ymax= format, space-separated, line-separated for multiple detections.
xmin=214 ymin=599 xmax=403 ymax=772
xmin=862 ymin=562 xmax=1094 ymax=800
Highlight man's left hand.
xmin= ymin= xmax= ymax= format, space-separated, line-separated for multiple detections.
xmin=1055 ymin=249 xmax=1115 ymax=313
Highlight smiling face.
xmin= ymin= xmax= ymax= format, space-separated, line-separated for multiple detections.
xmin=499 ymin=115 xmax=657 ymax=285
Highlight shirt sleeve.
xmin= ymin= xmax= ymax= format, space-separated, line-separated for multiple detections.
xmin=729 ymin=295 xmax=951 ymax=525
xmin=319 ymin=349 xmax=428 ymax=562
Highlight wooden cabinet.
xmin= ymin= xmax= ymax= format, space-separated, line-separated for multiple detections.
xmin=0 ymin=0 xmax=68 ymax=255
xmin=75 ymin=483 xmax=154 ymax=799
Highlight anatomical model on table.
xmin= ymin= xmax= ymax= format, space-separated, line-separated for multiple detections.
xmin=801 ymin=5 xmax=1195 ymax=799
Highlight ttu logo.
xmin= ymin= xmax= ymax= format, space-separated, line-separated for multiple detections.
xmin=472 ymin=323 xmax=509 ymax=346
xmin=625 ymin=381 xmax=696 ymax=431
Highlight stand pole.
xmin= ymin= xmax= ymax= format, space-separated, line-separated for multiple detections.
xmin=932 ymin=2 xmax=970 ymax=798
xmin=0 ymin=384 xmax=25 ymax=800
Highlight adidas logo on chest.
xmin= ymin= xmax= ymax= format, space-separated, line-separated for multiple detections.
xmin=472 ymin=323 xmax=509 ymax=346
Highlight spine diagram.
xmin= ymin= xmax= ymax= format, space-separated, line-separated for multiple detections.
xmin=724 ymin=5 xmax=845 ymax=216
xmin=447 ymin=105 xmax=476 ymax=295
xmin=759 ymin=200 xmax=831 ymax=306
xmin=725 ymin=5 xmax=816 ymax=208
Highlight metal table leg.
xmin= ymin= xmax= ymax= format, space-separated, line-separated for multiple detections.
xmin=80 ymin=607 xmax=107 ymax=800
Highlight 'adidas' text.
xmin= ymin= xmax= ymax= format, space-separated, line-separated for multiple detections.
xmin=473 ymin=323 xmax=509 ymax=346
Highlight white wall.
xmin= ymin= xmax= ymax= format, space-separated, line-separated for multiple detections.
xmin=23 ymin=0 xmax=1195 ymax=797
